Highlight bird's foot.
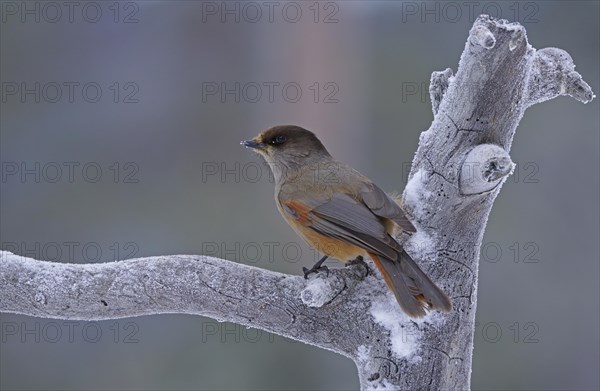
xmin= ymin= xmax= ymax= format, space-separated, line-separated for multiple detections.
xmin=346 ymin=256 xmax=372 ymax=276
xmin=303 ymin=256 xmax=329 ymax=279
xmin=302 ymin=265 xmax=329 ymax=279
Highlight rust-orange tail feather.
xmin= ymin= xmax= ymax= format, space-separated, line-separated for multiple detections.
xmin=370 ymin=251 xmax=452 ymax=318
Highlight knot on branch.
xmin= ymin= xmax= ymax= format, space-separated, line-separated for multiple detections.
xmin=430 ymin=68 xmax=454 ymax=115
xmin=469 ymin=15 xmax=527 ymax=53
xmin=459 ymin=144 xmax=514 ymax=195
xmin=469 ymin=24 xmax=496 ymax=49
xmin=301 ymin=275 xmax=341 ymax=307
xmin=300 ymin=265 xmax=368 ymax=308
xmin=526 ymin=47 xmax=595 ymax=106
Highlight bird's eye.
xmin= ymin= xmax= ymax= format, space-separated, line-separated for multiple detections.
xmin=272 ymin=135 xmax=287 ymax=145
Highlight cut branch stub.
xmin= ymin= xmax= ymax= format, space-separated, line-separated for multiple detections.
xmin=430 ymin=68 xmax=454 ymax=115
xmin=459 ymin=144 xmax=515 ymax=195
xmin=469 ymin=23 xmax=496 ymax=49
xmin=526 ymin=47 xmax=595 ymax=106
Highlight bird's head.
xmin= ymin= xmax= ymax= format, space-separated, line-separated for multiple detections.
xmin=241 ymin=126 xmax=332 ymax=174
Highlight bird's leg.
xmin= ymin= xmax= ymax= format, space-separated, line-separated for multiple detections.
xmin=303 ymin=256 xmax=329 ymax=279
xmin=345 ymin=255 xmax=372 ymax=276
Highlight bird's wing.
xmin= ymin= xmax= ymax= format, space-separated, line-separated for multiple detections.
xmin=281 ymin=191 xmax=452 ymax=317
xmin=360 ymin=183 xmax=416 ymax=232
xmin=282 ymin=192 xmax=402 ymax=261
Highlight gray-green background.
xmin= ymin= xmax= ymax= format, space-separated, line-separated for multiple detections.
xmin=1 ymin=1 xmax=598 ymax=390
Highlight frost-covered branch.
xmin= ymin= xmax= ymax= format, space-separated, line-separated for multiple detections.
xmin=0 ymin=15 xmax=594 ymax=390
xmin=0 ymin=251 xmax=384 ymax=355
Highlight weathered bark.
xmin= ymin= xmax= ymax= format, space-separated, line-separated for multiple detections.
xmin=0 ymin=16 xmax=593 ymax=390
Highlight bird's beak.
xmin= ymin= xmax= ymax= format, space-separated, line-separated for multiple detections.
xmin=241 ymin=139 xmax=266 ymax=150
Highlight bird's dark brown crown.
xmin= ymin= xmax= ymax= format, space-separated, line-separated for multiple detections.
xmin=258 ymin=125 xmax=330 ymax=154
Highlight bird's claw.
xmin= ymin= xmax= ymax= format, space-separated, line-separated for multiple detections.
xmin=346 ymin=256 xmax=372 ymax=276
xmin=303 ymin=265 xmax=329 ymax=279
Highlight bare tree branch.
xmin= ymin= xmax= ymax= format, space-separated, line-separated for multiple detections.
xmin=0 ymin=15 xmax=594 ymax=390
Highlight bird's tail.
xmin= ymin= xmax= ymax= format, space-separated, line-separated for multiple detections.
xmin=370 ymin=250 xmax=452 ymax=318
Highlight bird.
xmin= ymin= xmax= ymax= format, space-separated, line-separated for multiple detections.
xmin=241 ymin=125 xmax=451 ymax=318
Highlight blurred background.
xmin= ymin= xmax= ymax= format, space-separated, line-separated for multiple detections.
xmin=1 ymin=1 xmax=598 ymax=390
